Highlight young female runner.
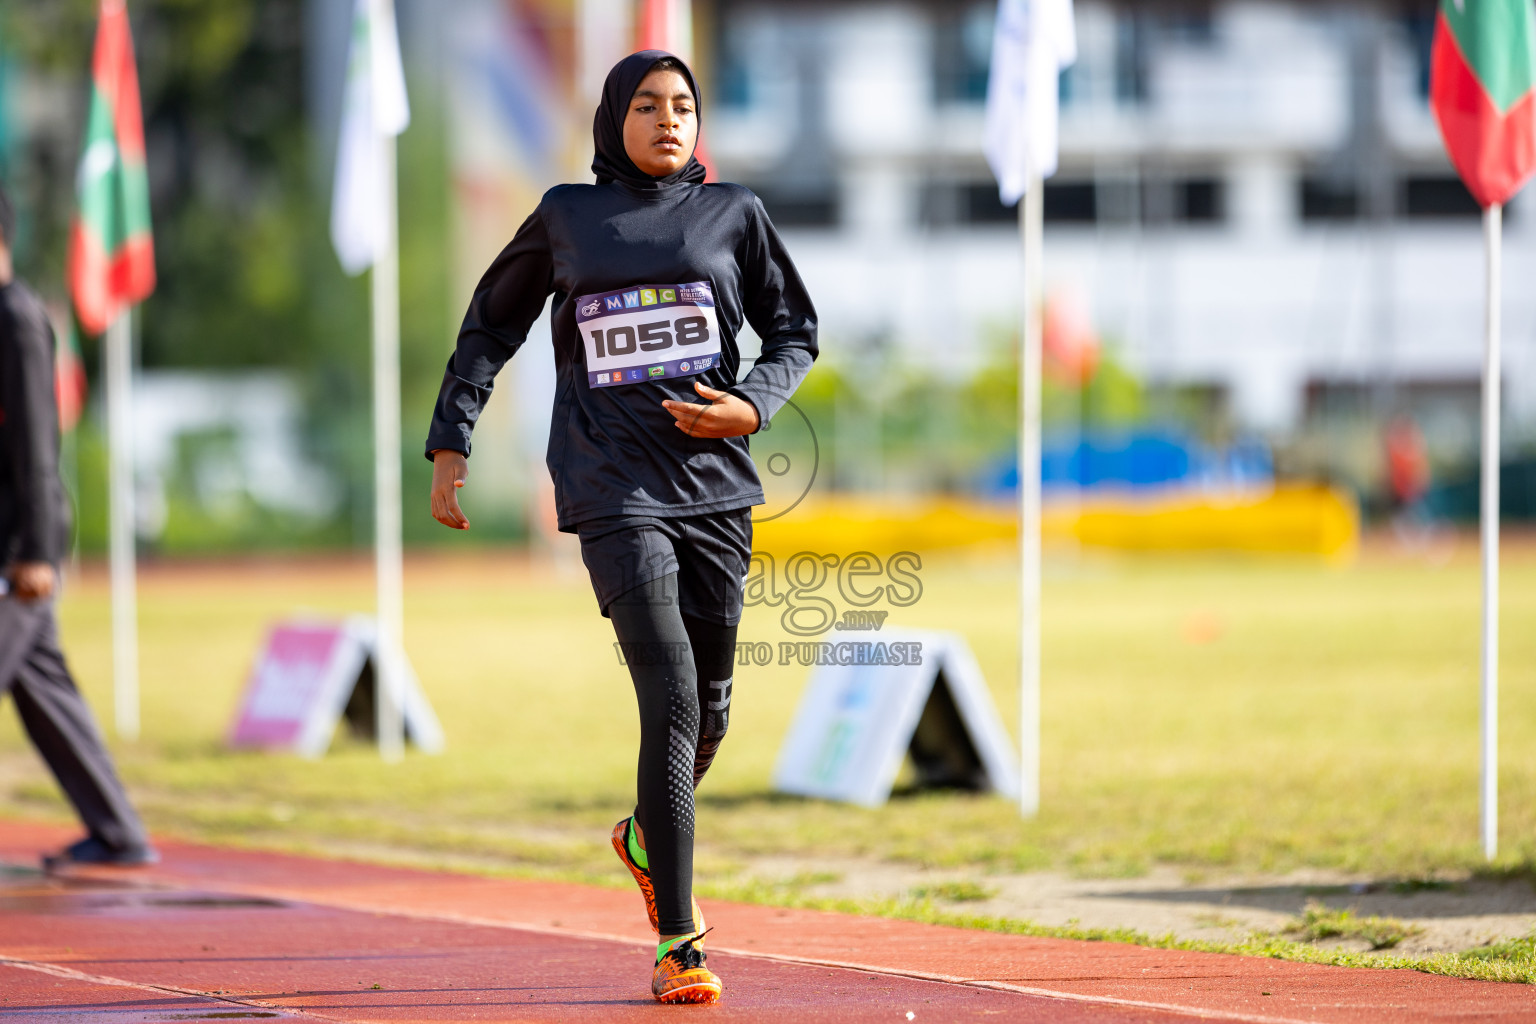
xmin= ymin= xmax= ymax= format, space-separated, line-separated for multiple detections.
xmin=425 ymin=50 xmax=817 ymax=1003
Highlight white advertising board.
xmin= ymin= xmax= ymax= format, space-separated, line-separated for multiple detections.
xmin=771 ymin=631 xmax=1018 ymax=806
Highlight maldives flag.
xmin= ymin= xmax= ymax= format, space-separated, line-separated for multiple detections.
xmin=1430 ymin=0 xmax=1536 ymax=209
xmin=68 ymin=0 xmax=155 ymax=336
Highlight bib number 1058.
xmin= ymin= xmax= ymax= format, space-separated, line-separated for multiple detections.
xmin=589 ymin=315 xmax=711 ymax=357
xmin=575 ymin=280 xmax=720 ymax=388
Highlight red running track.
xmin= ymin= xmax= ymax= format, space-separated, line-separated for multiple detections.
xmin=1 ymin=819 xmax=1532 ymax=1023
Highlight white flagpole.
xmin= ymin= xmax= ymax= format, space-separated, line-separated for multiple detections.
xmin=372 ymin=66 xmax=405 ymax=765
xmin=105 ymin=308 xmax=139 ymax=741
xmin=675 ymin=0 xmax=693 ymax=58
xmin=1480 ymin=201 xmax=1502 ymax=861
xmin=1019 ymin=168 xmax=1044 ymax=817
xmin=578 ymin=0 xmax=631 ymax=113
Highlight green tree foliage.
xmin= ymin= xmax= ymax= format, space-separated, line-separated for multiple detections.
xmin=2 ymin=1 xmax=463 ymax=550
xmin=782 ymin=322 xmax=1171 ymax=495
xmin=3 ymin=2 xmax=361 ymax=368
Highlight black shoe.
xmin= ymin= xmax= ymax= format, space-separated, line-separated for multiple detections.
xmin=42 ymin=836 xmax=159 ymax=871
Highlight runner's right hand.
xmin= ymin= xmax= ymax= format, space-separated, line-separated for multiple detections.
xmin=7 ymin=562 xmax=55 ymax=600
xmin=430 ymin=450 xmax=471 ymax=530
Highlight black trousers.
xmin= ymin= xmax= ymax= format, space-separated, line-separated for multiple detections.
xmin=579 ymin=510 xmax=749 ymax=935
xmin=0 ymin=597 xmax=147 ymax=851
xmin=608 ymin=573 xmax=736 ymax=937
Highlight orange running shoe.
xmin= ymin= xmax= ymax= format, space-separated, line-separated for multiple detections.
xmin=652 ymin=932 xmax=721 ymax=1004
xmin=611 ymin=818 xmax=704 ymax=935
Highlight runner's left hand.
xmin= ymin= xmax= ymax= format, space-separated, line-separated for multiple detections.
xmin=663 ymin=382 xmax=760 ymax=438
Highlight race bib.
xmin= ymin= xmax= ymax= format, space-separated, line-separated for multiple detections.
xmin=574 ymin=282 xmax=722 ymax=388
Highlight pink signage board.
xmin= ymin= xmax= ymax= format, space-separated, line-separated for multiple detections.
xmin=229 ymin=622 xmax=359 ymax=752
xmin=228 ymin=617 xmax=444 ymax=757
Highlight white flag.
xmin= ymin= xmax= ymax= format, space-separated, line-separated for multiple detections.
xmin=984 ymin=0 xmax=1076 ymax=206
xmin=331 ymin=0 xmax=411 ymax=276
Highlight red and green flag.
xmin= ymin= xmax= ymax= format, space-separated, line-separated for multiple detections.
xmin=68 ymin=0 xmax=154 ymax=337
xmin=1430 ymin=0 xmax=1536 ymax=209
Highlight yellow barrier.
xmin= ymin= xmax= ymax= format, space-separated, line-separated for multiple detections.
xmin=754 ymin=496 xmax=1015 ymax=557
xmin=752 ymin=485 xmax=1358 ymax=562
xmin=1060 ymin=484 xmax=1359 ymax=562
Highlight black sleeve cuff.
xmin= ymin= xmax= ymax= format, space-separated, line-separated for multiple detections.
xmin=424 ymin=436 xmax=470 ymax=461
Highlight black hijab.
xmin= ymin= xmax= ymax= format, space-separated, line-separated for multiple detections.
xmin=591 ymin=49 xmax=708 ymax=189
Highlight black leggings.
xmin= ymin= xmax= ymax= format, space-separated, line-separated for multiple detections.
xmin=609 ymin=571 xmax=735 ymax=935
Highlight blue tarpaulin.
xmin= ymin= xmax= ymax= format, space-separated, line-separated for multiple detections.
xmin=985 ymin=431 xmax=1273 ymax=495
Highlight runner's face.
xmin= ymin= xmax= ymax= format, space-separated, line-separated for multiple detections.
xmin=623 ymin=69 xmax=697 ymax=178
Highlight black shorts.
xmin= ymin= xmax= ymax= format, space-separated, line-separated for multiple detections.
xmin=576 ymin=508 xmax=753 ymax=626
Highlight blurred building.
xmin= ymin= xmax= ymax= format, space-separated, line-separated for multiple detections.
xmin=704 ymin=0 xmax=1535 ymax=444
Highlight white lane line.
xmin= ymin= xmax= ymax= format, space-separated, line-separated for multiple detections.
xmin=0 ymin=855 xmax=1339 ymax=1024
xmin=130 ymin=878 xmax=1324 ymax=1024
xmin=0 ymin=955 xmax=342 ymax=1022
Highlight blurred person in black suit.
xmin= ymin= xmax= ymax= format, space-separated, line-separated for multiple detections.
xmin=0 ymin=182 xmax=153 ymax=868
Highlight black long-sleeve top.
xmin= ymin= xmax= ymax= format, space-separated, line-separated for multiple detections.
xmin=424 ymin=180 xmax=818 ymax=532
xmin=0 ymin=279 xmax=69 ymax=566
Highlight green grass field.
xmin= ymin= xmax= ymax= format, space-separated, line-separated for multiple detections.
xmin=4 ymin=537 xmax=1536 ymax=977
